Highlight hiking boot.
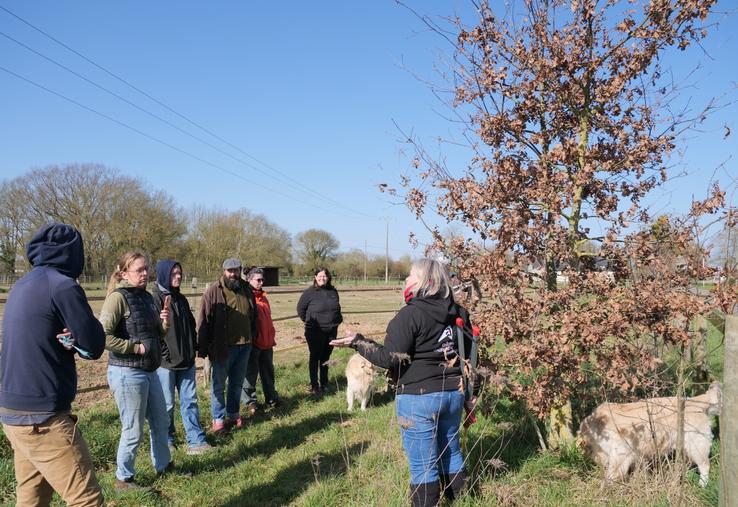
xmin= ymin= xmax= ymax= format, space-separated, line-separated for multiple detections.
xmin=211 ymin=419 xmax=227 ymax=434
xmin=245 ymin=404 xmax=258 ymax=417
xmin=186 ymin=443 xmax=214 ymax=455
xmin=231 ymin=416 xmax=244 ymax=429
xmin=310 ymin=386 xmax=322 ymax=397
xmin=266 ymin=399 xmax=282 ymax=409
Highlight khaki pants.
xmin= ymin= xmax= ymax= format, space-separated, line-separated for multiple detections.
xmin=3 ymin=413 xmax=104 ymax=507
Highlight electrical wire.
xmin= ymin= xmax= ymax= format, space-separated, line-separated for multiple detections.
xmin=0 ymin=63 xmax=363 ymax=218
xmin=0 ymin=4 xmax=376 ymax=219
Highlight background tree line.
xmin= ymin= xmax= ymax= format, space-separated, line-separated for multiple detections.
xmin=0 ymin=163 xmax=411 ymax=282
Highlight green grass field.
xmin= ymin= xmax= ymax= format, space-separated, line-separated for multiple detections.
xmin=0 ymin=288 xmax=726 ymax=506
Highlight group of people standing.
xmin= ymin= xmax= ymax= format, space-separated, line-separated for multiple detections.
xmin=0 ymin=222 xmax=475 ymax=507
xmin=0 ymin=223 xmax=284 ymax=503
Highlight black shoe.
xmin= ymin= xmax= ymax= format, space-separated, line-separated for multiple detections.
xmin=266 ymin=399 xmax=282 ymax=409
xmin=310 ymin=386 xmax=321 ymax=397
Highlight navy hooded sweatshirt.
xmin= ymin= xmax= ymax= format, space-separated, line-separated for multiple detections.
xmin=0 ymin=223 xmax=105 ymax=421
xmin=152 ymin=259 xmax=197 ymax=370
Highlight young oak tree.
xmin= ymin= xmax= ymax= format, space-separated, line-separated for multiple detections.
xmin=394 ymin=0 xmax=734 ymax=447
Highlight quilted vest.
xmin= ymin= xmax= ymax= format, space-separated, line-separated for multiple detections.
xmin=108 ymin=287 xmax=162 ymax=372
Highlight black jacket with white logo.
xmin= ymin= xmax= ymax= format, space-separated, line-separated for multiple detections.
xmin=351 ymin=293 xmax=471 ymax=395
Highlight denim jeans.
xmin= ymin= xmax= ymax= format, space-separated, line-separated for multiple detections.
xmin=107 ymin=365 xmax=171 ymax=481
xmin=156 ymin=366 xmax=207 ymax=448
xmin=210 ymin=344 xmax=251 ymax=422
xmin=395 ymin=390 xmax=466 ymax=485
xmin=242 ymin=347 xmax=279 ymax=406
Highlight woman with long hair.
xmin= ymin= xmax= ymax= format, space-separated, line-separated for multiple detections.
xmin=296 ymin=267 xmax=342 ymax=395
xmin=331 ymin=258 xmax=473 ymax=506
xmin=99 ymin=251 xmax=172 ymax=490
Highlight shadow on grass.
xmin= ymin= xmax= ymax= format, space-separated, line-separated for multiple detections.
xmin=180 ymin=410 xmax=346 ymax=474
xmin=219 ymin=441 xmax=369 ymax=507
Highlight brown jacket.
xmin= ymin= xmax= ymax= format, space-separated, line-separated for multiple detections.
xmin=196 ymin=278 xmax=257 ymax=363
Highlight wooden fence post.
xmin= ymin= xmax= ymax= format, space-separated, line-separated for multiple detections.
xmin=720 ymin=315 xmax=738 ymax=506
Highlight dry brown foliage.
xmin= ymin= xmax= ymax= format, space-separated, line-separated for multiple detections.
xmin=394 ymin=0 xmax=735 ymax=425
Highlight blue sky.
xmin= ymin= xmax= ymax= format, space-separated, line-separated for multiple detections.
xmin=0 ymin=1 xmax=736 ymax=258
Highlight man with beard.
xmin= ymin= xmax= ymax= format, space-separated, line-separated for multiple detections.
xmin=197 ymin=258 xmax=257 ymax=433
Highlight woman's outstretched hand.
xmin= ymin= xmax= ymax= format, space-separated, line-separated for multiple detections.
xmin=330 ymin=331 xmax=357 ymax=348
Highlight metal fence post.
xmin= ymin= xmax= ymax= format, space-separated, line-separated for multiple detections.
xmin=720 ymin=315 xmax=738 ymax=507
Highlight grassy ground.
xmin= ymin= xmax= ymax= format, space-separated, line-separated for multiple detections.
xmin=0 ymin=344 xmax=720 ymax=506
xmin=0 ymin=288 xmax=725 ymax=506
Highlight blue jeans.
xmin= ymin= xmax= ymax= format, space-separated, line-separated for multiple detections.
xmin=242 ymin=347 xmax=279 ymax=406
xmin=156 ymin=366 xmax=207 ymax=448
xmin=107 ymin=365 xmax=171 ymax=481
xmin=395 ymin=390 xmax=466 ymax=485
xmin=210 ymin=344 xmax=251 ymax=422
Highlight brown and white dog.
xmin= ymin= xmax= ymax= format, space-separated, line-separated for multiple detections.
xmin=578 ymin=382 xmax=722 ymax=487
xmin=345 ymin=353 xmax=379 ymax=411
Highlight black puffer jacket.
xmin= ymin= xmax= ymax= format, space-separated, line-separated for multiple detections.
xmin=296 ymin=285 xmax=343 ymax=330
xmin=351 ymin=293 xmax=471 ymax=395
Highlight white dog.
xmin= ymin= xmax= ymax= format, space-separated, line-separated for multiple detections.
xmin=345 ymin=353 xmax=379 ymax=411
xmin=578 ymin=381 xmax=722 ymax=487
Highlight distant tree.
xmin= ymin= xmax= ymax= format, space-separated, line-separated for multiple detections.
xmin=396 ymin=0 xmax=732 ymax=449
xmin=185 ymin=207 xmax=292 ymax=280
xmin=1 ymin=164 xmax=186 ymax=276
xmin=294 ymin=229 xmax=340 ymax=274
xmin=333 ymin=249 xmax=367 ymax=278
xmin=0 ymin=180 xmax=30 ymax=275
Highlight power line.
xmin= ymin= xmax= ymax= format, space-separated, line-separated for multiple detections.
xmin=0 ymin=30 xmax=373 ymax=219
xmin=0 ymin=64 xmax=361 ymax=218
xmin=0 ymin=4 xmax=376 ymax=220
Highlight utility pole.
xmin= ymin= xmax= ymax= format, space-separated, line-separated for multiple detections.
xmin=364 ymin=240 xmax=367 ymax=282
xmin=385 ymin=219 xmax=389 ymax=283
xmin=720 ymin=315 xmax=738 ymax=506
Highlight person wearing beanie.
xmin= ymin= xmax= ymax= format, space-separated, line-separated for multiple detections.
xmin=0 ymin=223 xmax=106 ymax=506
xmin=153 ymin=260 xmax=212 ymax=455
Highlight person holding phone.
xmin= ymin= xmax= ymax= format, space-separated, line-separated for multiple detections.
xmin=0 ymin=223 xmax=106 ymax=506
xmin=99 ymin=251 xmax=172 ymax=490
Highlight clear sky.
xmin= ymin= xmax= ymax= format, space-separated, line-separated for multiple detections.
xmin=0 ymin=1 xmax=736 ymax=258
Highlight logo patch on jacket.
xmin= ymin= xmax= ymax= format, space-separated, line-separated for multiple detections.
xmin=434 ymin=325 xmax=457 ymax=357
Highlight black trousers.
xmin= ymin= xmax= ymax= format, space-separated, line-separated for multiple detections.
xmin=305 ymin=327 xmax=337 ymax=389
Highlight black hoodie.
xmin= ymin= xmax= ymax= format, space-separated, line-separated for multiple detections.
xmin=0 ymin=223 xmax=105 ymax=417
xmin=351 ymin=293 xmax=471 ymax=395
xmin=152 ymin=259 xmax=197 ymax=370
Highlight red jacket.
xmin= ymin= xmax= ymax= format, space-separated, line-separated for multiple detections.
xmin=252 ymin=289 xmax=276 ymax=350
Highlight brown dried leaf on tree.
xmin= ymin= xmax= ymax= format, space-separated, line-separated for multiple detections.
xmin=397 ymin=0 xmax=733 ymax=431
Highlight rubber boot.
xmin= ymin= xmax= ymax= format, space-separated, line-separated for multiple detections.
xmin=410 ymin=481 xmax=440 ymax=507
xmin=442 ymin=470 xmax=468 ymax=501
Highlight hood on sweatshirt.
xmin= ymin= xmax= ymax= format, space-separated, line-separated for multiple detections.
xmin=407 ymin=292 xmax=456 ymax=324
xmin=26 ymin=223 xmax=84 ymax=279
xmin=156 ymin=259 xmax=180 ymax=293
